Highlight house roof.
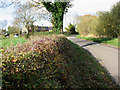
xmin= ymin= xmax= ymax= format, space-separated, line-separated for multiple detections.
xmin=22 ymin=25 xmax=53 ymax=31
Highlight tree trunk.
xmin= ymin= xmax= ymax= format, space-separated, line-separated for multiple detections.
xmin=60 ymin=13 xmax=64 ymax=34
xmin=52 ymin=12 xmax=64 ymax=34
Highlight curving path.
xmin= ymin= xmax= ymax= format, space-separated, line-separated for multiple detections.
xmin=66 ymin=35 xmax=120 ymax=84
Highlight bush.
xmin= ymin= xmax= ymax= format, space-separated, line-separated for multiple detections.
xmin=76 ymin=15 xmax=99 ymax=36
xmin=65 ymin=23 xmax=77 ymax=34
xmin=2 ymin=35 xmax=118 ymax=88
xmin=10 ymin=34 xmax=14 ymax=38
xmin=2 ymin=36 xmax=71 ymax=89
xmin=24 ymin=33 xmax=30 ymax=39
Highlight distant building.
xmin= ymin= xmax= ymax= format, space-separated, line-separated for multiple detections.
xmin=22 ymin=25 xmax=53 ymax=34
xmin=22 ymin=26 xmax=28 ymax=34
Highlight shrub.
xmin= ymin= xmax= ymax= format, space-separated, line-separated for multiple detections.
xmin=76 ymin=15 xmax=99 ymax=36
xmin=10 ymin=34 xmax=14 ymax=38
xmin=24 ymin=33 xmax=30 ymax=39
xmin=2 ymin=36 xmax=71 ymax=89
xmin=65 ymin=23 xmax=77 ymax=34
xmin=2 ymin=35 xmax=118 ymax=88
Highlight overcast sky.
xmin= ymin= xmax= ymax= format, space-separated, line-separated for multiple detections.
xmin=0 ymin=0 xmax=119 ymax=30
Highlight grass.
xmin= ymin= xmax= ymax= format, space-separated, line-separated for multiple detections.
xmin=2 ymin=35 xmax=119 ymax=88
xmin=34 ymin=31 xmax=71 ymax=36
xmin=1 ymin=37 xmax=27 ymax=49
xmin=1 ymin=32 xmax=62 ymax=50
xmin=76 ymin=35 xmax=120 ymax=48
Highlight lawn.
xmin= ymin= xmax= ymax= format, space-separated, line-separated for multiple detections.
xmin=1 ymin=37 xmax=27 ymax=49
xmin=76 ymin=35 xmax=120 ymax=48
xmin=2 ymin=35 xmax=119 ymax=88
xmin=0 ymin=32 xmax=70 ymax=50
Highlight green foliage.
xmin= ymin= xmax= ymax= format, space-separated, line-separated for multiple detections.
xmin=76 ymin=1 xmax=120 ymax=38
xmin=65 ymin=23 xmax=76 ymax=34
xmin=42 ymin=1 xmax=72 ymax=33
xmin=96 ymin=12 xmax=115 ymax=37
xmin=0 ymin=32 xmax=1 ymax=35
xmin=2 ymin=35 xmax=119 ymax=88
xmin=96 ymin=1 xmax=120 ymax=38
xmin=76 ymin=15 xmax=99 ymax=36
xmin=1 ymin=29 xmax=6 ymax=35
xmin=110 ymin=1 xmax=120 ymax=37
xmin=8 ymin=26 xmax=20 ymax=35
xmin=24 ymin=33 xmax=30 ymax=39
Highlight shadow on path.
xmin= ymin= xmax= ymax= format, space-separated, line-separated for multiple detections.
xmin=76 ymin=40 xmax=88 ymax=43
xmin=81 ymin=42 xmax=99 ymax=47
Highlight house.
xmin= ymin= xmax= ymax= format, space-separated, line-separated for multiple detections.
xmin=22 ymin=25 xmax=53 ymax=34
xmin=22 ymin=26 xmax=28 ymax=34
xmin=35 ymin=26 xmax=53 ymax=32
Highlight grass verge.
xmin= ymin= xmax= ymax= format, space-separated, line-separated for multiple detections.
xmin=76 ymin=35 xmax=120 ymax=48
xmin=1 ymin=37 xmax=27 ymax=49
xmin=1 ymin=32 xmax=72 ymax=50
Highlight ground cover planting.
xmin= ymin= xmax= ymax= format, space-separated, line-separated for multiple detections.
xmin=2 ymin=35 xmax=119 ymax=89
xmin=76 ymin=35 xmax=120 ymax=48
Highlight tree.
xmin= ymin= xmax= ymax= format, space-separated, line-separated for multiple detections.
xmin=14 ymin=2 xmax=37 ymax=35
xmin=65 ymin=23 xmax=76 ymax=34
xmin=0 ymin=31 xmax=2 ymax=35
xmin=76 ymin=15 xmax=99 ymax=36
xmin=8 ymin=26 xmax=20 ymax=35
xmin=1 ymin=29 xmax=6 ymax=35
xmin=110 ymin=1 xmax=120 ymax=37
xmin=96 ymin=1 xmax=120 ymax=38
xmin=32 ymin=0 xmax=72 ymax=33
xmin=13 ymin=17 xmax=22 ymax=35
xmin=0 ymin=0 xmax=20 ymax=8
xmin=96 ymin=11 xmax=113 ymax=37
xmin=1 ymin=0 xmax=72 ymax=34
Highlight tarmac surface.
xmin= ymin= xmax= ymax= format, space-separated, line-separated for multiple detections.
xmin=67 ymin=35 xmax=120 ymax=84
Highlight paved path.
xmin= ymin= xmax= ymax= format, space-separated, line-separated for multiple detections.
xmin=66 ymin=35 xmax=119 ymax=84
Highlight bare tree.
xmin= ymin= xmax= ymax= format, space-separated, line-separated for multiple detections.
xmin=15 ymin=2 xmax=36 ymax=25
xmin=0 ymin=0 xmax=20 ymax=8
xmin=14 ymin=2 xmax=38 ymax=35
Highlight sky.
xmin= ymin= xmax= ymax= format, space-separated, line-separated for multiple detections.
xmin=63 ymin=0 xmax=119 ymax=28
xmin=0 ymin=0 xmax=119 ymax=30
